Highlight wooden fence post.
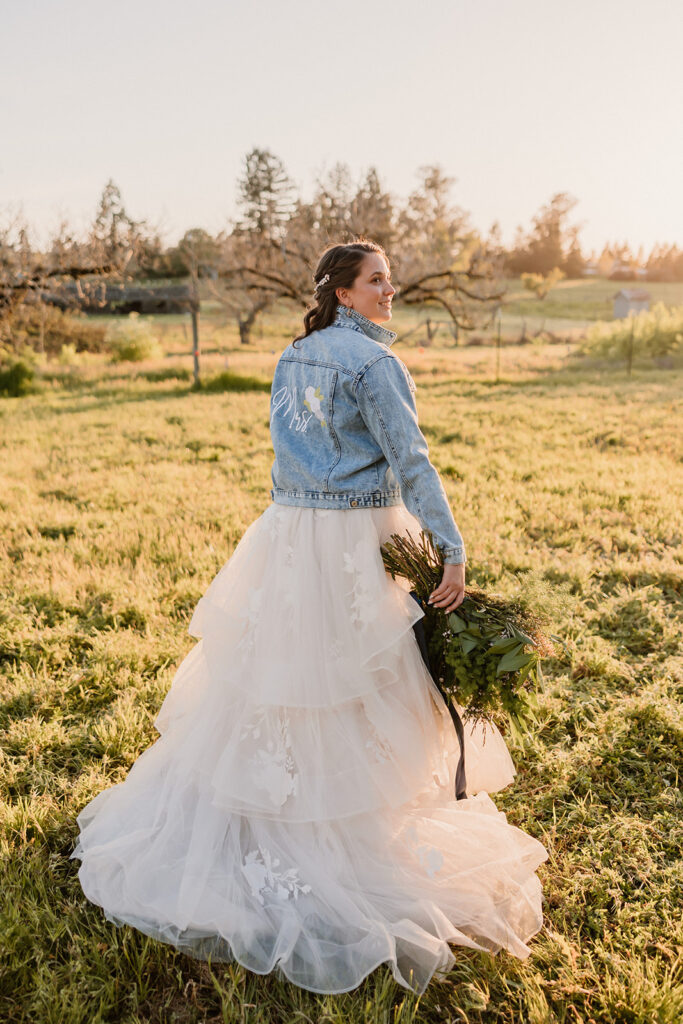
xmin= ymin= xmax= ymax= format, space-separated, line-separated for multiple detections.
xmin=189 ymin=276 xmax=200 ymax=385
xmin=191 ymin=308 xmax=200 ymax=384
xmin=425 ymin=318 xmax=433 ymax=347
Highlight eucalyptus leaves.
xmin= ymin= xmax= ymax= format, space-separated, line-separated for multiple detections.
xmin=381 ymin=530 xmax=561 ymax=736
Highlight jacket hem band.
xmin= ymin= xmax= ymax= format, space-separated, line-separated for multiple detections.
xmin=271 ymin=488 xmax=403 ymax=509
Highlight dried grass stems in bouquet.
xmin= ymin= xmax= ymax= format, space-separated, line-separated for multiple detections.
xmin=381 ymin=530 xmax=563 ymax=739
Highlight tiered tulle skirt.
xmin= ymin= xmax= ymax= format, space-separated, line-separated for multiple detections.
xmin=70 ymin=503 xmax=549 ymax=994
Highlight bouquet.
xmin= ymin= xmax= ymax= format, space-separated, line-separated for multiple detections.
xmin=381 ymin=530 xmax=562 ymax=738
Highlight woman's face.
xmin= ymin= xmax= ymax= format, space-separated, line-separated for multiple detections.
xmin=336 ymin=252 xmax=396 ymax=324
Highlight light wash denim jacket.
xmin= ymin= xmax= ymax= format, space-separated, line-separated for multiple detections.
xmin=269 ymin=302 xmax=466 ymax=564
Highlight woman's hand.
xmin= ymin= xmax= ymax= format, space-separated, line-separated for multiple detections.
xmin=428 ymin=562 xmax=465 ymax=613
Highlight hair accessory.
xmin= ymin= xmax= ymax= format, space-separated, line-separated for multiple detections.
xmin=314 ymin=272 xmax=330 ymax=289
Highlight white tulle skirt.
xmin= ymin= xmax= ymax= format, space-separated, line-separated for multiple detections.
xmin=70 ymin=502 xmax=549 ymax=994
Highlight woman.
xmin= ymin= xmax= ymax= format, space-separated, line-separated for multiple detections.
xmin=71 ymin=240 xmax=549 ymax=995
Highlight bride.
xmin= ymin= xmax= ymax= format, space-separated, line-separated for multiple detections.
xmin=70 ymin=239 xmax=549 ymax=995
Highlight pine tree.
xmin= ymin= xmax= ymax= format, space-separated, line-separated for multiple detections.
xmin=92 ymin=179 xmax=140 ymax=262
xmin=235 ymin=148 xmax=297 ymax=240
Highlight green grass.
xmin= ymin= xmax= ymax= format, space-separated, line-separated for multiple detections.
xmin=1 ymin=330 xmax=682 ymax=1023
xmin=191 ymin=370 xmax=271 ymax=394
xmin=500 ymin=277 xmax=683 ymax=321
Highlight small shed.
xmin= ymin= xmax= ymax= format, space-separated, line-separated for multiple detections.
xmin=613 ymin=289 xmax=651 ymax=319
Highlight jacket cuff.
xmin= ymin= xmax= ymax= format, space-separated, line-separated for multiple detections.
xmin=442 ymin=545 xmax=466 ymax=565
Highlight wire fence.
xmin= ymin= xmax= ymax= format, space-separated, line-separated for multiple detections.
xmin=397 ymin=314 xmax=593 ymax=348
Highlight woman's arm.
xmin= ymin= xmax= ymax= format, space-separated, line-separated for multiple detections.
xmin=355 ymin=352 xmax=467 ymax=566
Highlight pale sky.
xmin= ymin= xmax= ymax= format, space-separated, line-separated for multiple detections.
xmin=2 ymin=0 xmax=681 ymax=256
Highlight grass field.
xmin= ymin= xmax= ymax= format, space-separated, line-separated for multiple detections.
xmin=1 ymin=312 xmax=682 ymax=1022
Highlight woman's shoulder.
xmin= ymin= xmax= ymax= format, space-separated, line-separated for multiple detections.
xmin=282 ymin=324 xmax=390 ymax=374
xmin=358 ymin=347 xmax=417 ymax=394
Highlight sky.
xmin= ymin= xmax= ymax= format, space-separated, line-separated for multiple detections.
xmin=2 ymin=0 xmax=681 ymax=257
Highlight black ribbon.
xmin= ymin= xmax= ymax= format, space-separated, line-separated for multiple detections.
xmin=409 ymin=591 xmax=468 ymax=801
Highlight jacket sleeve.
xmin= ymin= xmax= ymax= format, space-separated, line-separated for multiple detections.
xmin=355 ymin=353 xmax=466 ymax=564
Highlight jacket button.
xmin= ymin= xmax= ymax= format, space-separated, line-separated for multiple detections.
xmin=350 ymin=500 xmax=358 ymax=507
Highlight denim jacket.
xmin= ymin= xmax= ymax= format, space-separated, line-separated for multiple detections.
xmin=269 ymin=302 xmax=466 ymax=564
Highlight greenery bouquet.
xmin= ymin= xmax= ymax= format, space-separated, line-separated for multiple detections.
xmin=381 ymin=530 xmax=563 ymax=738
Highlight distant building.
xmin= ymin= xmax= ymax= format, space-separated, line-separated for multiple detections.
xmin=583 ymin=260 xmax=600 ymax=277
xmin=613 ymin=289 xmax=651 ymax=318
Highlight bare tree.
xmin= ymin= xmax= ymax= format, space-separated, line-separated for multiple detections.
xmin=349 ymin=167 xmax=396 ymax=250
xmin=307 ymin=161 xmax=355 ymax=239
xmin=208 ymin=158 xmax=504 ymax=344
xmin=505 ymin=191 xmax=584 ymax=276
xmin=208 ymin=149 xmax=313 ymax=344
xmin=394 ymin=165 xmax=505 ymax=333
xmin=209 ymin=223 xmax=313 ymax=344
xmin=0 ymin=216 xmax=119 ymax=350
xmin=0 ymin=180 xmax=163 ymax=361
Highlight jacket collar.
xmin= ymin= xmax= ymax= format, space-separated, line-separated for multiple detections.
xmin=332 ymin=303 xmax=397 ymax=347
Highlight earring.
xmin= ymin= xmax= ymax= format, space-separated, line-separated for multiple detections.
xmin=345 ymin=305 xmax=352 ymax=316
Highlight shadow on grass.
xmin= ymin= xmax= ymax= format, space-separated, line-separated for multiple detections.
xmin=20 ymin=368 xmax=272 ymax=417
xmin=417 ymin=349 xmax=683 ymax=398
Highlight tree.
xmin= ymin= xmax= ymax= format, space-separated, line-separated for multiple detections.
xmin=310 ymin=162 xmax=355 ymax=239
xmin=0 ymin=210 xmax=135 ymax=351
xmin=210 ymin=217 xmax=315 ymax=344
xmin=305 ymin=162 xmax=396 ymax=247
xmin=214 ymin=159 xmax=504 ymax=343
xmin=521 ymin=267 xmax=565 ymax=300
xmin=210 ymin=148 xmax=302 ymax=342
xmin=598 ymin=240 xmax=639 ymax=280
xmin=349 ymin=167 xmax=396 ymax=250
xmin=505 ymin=192 xmax=584 ymax=276
xmin=167 ymin=229 xmax=222 ymax=279
xmin=235 ymin=148 xmax=297 ymax=241
xmin=394 ymin=165 xmax=505 ymax=333
xmin=562 ymin=225 xmax=586 ymax=278
xmin=645 ymin=242 xmax=683 ymax=282
xmin=90 ymin=179 xmax=144 ymax=268
xmin=398 ymin=165 xmax=471 ymax=264
xmin=0 ymin=214 xmax=38 ymax=345
xmin=526 ymin=192 xmax=572 ymax=273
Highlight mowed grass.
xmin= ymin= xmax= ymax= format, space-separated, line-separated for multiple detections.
xmin=0 ymin=331 xmax=682 ymax=1023
xmin=499 ymin=277 xmax=683 ymax=324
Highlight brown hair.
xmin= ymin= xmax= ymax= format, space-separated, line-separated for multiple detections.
xmin=292 ymin=239 xmax=389 ymax=347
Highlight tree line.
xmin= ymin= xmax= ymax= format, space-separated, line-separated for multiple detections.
xmin=2 ymin=148 xmax=682 ymax=348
